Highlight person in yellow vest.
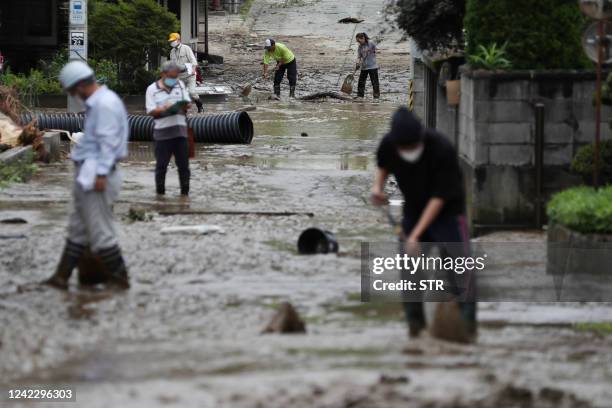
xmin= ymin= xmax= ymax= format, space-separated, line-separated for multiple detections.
xmin=168 ymin=33 xmax=203 ymax=113
xmin=262 ymin=38 xmax=297 ymax=98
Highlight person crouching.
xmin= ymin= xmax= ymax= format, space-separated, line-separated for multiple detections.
xmin=145 ymin=61 xmax=192 ymax=196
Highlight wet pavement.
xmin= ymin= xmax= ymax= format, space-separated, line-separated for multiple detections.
xmin=2 ymin=98 xmax=612 ymax=408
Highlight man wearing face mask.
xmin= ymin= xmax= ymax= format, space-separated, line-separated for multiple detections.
xmin=146 ymin=60 xmax=192 ymax=196
xmin=168 ymin=32 xmax=203 ymax=113
xmin=44 ymin=61 xmax=129 ymax=290
xmin=371 ymin=107 xmax=476 ymax=338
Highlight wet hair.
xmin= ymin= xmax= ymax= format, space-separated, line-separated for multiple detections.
xmin=160 ymin=60 xmax=181 ymax=73
xmin=356 ymin=33 xmax=369 ymax=42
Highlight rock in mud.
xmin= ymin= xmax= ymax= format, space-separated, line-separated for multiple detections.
xmin=262 ymin=302 xmax=306 ymax=334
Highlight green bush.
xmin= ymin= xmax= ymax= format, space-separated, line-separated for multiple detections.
xmin=89 ymin=0 xmax=178 ymax=92
xmin=0 ymin=67 xmax=62 ymax=106
xmin=570 ymin=141 xmax=612 ymax=185
xmin=547 ymin=186 xmax=612 ymax=233
xmin=464 ymin=0 xmax=590 ymax=70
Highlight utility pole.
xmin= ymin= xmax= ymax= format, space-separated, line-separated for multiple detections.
xmin=68 ymin=0 xmax=88 ymax=113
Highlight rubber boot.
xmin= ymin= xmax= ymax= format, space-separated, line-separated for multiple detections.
xmin=43 ymin=240 xmax=85 ymax=289
xmin=274 ymin=85 xmax=281 ymax=97
xmin=403 ymin=302 xmax=427 ymax=338
xmin=98 ymin=245 xmax=130 ymax=290
xmin=180 ymin=175 xmax=190 ymax=196
xmin=155 ymin=173 xmax=166 ymax=195
xmin=373 ymin=87 xmax=380 ymax=99
xmin=289 ymin=86 xmax=296 ymax=98
xmin=195 ymin=99 xmax=203 ymax=113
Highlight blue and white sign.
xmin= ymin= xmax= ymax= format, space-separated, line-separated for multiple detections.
xmin=70 ymin=0 xmax=87 ymax=25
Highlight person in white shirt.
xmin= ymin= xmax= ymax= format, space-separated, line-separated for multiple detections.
xmin=168 ymin=32 xmax=203 ymax=113
xmin=44 ymin=61 xmax=130 ymax=290
xmin=145 ymin=60 xmax=192 ymax=196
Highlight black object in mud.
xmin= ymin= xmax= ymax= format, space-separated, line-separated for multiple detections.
xmin=297 ymin=228 xmax=339 ymax=254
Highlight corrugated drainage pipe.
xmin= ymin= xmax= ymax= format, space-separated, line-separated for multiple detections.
xmin=21 ymin=112 xmax=254 ymax=144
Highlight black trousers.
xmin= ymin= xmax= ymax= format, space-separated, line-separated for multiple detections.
xmin=357 ymin=68 xmax=380 ymax=98
xmin=274 ymin=58 xmax=298 ymax=88
xmin=154 ymin=137 xmax=190 ymax=194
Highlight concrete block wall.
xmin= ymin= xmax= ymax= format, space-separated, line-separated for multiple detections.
xmin=458 ymin=72 xmax=612 ymax=169
xmin=452 ymin=70 xmax=610 ymax=228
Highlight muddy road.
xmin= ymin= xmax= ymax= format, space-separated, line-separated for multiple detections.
xmin=2 ymin=0 xmax=612 ymax=407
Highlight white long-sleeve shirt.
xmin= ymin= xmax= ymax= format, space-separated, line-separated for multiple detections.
xmin=169 ymin=43 xmax=198 ymax=78
xmin=71 ymin=86 xmax=128 ymax=176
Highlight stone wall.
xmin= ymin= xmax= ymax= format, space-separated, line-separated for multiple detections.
xmin=434 ymin=68 xmax=612 ymax=230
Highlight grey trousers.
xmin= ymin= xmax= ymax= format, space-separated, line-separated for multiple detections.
xmin=67 ymin=168 xmax=121 ymax=252
xmin=181 ymin=74 xmax=201 ymax=102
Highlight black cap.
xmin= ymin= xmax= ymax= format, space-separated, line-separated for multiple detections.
xmin=389 ymin=107 xmax=424 ymax=146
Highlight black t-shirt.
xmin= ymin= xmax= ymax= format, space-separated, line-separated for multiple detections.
xmin=376 ymin=129 xmax=465 ymax=218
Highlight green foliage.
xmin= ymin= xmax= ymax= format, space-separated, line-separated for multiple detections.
xmin=240 ymin=0 xmax=254 ymax=20
xmin=89 ymin=0 xmax=178 ymax=93
xmin=574 ymin=322 xmax=612 ymax=335
xmin=0 ymin=67 xmax=61 ymax=106
xmin=464 ymin=0 xmax=590 ymax=70
xmin=0 ymin=49 xmax=120 ymax=104
xmin=0 ymin=156 xmax=37 ymax=189
xmin=570 ymin=141 xmax=612 ymax=185
xmin=392 ymin=0 xmax=465 ymax=52
xmin=547 ymin=186 xmax=612 ymax=233
xmin=467 ymin=43 xmax=512 ymax=70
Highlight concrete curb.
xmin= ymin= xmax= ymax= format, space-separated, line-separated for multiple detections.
xmin=42 ymin=131 xmax=61 ymax=162
xmin=0 ymin=145 xmax=33 ymax=166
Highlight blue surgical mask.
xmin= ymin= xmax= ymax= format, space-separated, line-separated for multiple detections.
xmin=164 ymin=78 xmax=178 ymax=88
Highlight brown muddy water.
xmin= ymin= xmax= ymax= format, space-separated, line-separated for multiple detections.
xmin=1 ymin=98 xmax=612 ymax=407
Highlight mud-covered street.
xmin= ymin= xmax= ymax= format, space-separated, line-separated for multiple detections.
xmin=2 ymin=0 xmax=612 ymax=407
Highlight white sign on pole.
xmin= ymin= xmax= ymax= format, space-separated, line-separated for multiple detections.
xmin=68 ymin=0 xmax=88 ymax=112
xmin=69 ymin=30 xmax=87 ymax=60
xmin=69 ymin=0 xmax=87 ymax=25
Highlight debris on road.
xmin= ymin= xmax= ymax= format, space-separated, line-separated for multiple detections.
xmin=0 ymin=217 xmax=27 ymax=224
xmin=298 ymin=92 xmax=353 ymax=101
xmin=338 ymin=17 xmax=364 ymax=24
xmin=262 ymin=302 xmax=306 ymax=334
xmin=160 ymin=224 xmax=225 ymax=235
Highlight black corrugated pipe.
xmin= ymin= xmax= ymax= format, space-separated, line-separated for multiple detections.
xmin=21 ymin=112 xmax=254 ymax=144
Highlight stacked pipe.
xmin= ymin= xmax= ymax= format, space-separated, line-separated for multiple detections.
xmin=21 ymin=112 xmax=254 ymax=144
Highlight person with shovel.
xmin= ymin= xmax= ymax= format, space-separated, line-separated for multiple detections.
xmin=262 ymin=38 xmax=297 ymax=98
xmin=355 ymin=33 xmax=380 ymax=99
xmin=168 ymin=33 xmax=203 ymax=113
xmin=146 ymin=60 xmax=192 ymax=197
xmin=44 ymin=61 xmax=130 ymax=290
xmin=371 ymin=107 xmax=476 ymax=339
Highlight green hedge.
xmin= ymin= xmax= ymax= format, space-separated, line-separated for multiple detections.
xmin=464 ymin=0 xmax=589 ymax=69
xmin=571 ymin=140 xmax=612 ymax=185
xmin=547 ymin=186 xmax=612 ymax=234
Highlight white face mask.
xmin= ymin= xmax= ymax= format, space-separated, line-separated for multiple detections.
xmin=170 ymin=41 xmax=179 ymax=48
xmin=398 ymin=144 xmax=424 ymax=163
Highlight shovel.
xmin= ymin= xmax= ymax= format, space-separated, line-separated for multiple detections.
xmin=241 ymin=76 xmax=266 ymax=97
xmin=376 ymin=201 xmax=474 ymax=344
xmin=341 ymin=67 xmax=358 ymax=94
